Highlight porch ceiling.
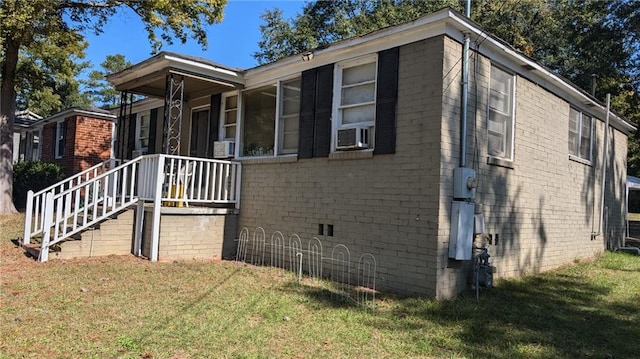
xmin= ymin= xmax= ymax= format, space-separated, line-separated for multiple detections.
xmin=107 ymin=52 xmax=245 ymax=100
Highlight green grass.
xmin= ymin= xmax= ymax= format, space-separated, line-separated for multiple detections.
xmin=1 ymin=213 xmax=639 ymax=358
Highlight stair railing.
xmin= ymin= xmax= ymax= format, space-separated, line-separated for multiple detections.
xmin=37 ymin=157 xmax=142 ymax=261
xmin=23 ymin=159 xmax=121 ymax=246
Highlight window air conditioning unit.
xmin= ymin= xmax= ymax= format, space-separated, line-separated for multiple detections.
xmin=336 ymin=126 xmax=370 ymax=150
xmin=132 ymin=149 xmax=145 ymax=158
xmin=214 ymin=141 xmax=235 ymax=159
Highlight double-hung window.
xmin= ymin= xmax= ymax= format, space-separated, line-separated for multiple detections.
xmin=568 ymin=107 xmax=593 ymax=161
xmin=333 ymin=55 xmax=377 ymax=149
xmin=488 ymin=66 xmax=515 ymax=160
xmin=278 ymin=78 xmax=301 ymax=154
xmin=55 ymin=120 xmax=66 ymax=159
xmin=136 ymin=112 xmax=150 ymax=153
xmin=222 ymin=94 xmax=238 ymax=141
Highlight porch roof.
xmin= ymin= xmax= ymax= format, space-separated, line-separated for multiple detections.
xmin=107 ymin=52 xmax=245 ymax=100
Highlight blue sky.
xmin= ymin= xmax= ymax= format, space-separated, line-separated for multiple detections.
xmin=81 ymin=1 xmax=306 ymax=76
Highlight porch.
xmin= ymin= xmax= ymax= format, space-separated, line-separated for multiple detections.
xmin=23 ymin=154 xmax=241 ymax=262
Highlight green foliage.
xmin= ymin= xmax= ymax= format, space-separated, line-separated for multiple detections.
xmin=84 ymin=54 xmax=133 ymax=108
xmin=0 ymin=0 xmax=228 ymax=213
xmin=12 ymin=161 xmax=64 ymax=209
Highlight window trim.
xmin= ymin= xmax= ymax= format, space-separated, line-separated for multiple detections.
xmin=276 ymin=76 xmax=301 ymax=156
xmin=219 ymin=91 xmax=239 ymax=142
xmin=55 ymin=120 xmax=66 ymax=159
xmin=135 ymin=111 xmax=151 ymax=153
xmin=568 ymin=107 xmax=593 ymax=162
xmin=331 ymin=54 xmax=378 ymax=153
xmin=487 ymin=64 xmax=516 ymax=162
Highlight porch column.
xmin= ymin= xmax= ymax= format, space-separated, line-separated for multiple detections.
xmin=164 ymin=74 xmax=184 ymax=155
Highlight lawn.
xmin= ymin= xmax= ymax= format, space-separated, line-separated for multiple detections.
xmin=1 ymin=213 xmax=639 ymax=359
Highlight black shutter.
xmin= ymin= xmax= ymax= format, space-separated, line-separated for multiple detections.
xmin=374 ymin=47 xmax=400 ymax=155
xmin=313 ymin=64 xmax=334 ymax=157
xmin=148 ymin=108 xmax=158 ymax=154
xmin=208 ymin=94 xmax=222 ymax=158
xmin=298 ymin=68 xmax=317 ymax=159
xmin=127 ymin=113 xmax=136 ymax=159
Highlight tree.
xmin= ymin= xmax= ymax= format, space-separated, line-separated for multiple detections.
xmin=85 ymin=54 xmax=133 ymax=108
xmin=0 ymin=0 xmax=227 ymax=214
xmin=255 ymin=0 xmax=640 ymax=173
xmin=14 ymin=34 xmax=93 ymax=116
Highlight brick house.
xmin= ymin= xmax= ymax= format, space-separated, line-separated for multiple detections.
xmin=35 ymin=107 xmax=116 ymax=175
xmin=28 ymin=8 xmax=633 ymax=298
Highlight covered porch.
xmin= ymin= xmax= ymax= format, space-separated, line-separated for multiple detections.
xmin=23 ymin=54 xmax=247 ymax=262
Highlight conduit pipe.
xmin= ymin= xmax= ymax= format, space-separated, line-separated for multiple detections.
xmin=460 ymin=0 xmax=471 ymax=167
xmin=593 ymin=93 xmax=611 ymax=238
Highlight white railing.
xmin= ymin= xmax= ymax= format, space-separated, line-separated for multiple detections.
xmin=154 ymin=154 xmax=242 ymax=208
xmin=37 ymin=158 xmax=143 ymax=261
xmin=22 ymin=154 xmax=242 ymax=262
xmin=23 ymin=159 xmax=121 ymax=245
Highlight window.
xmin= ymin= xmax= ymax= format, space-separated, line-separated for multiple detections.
xmin=333 ymin=56 xmax=377 ymax=148
xmin=241 ymin=85 xmax=276 ymax=156
xmin=55 ymin=120 xmax=66 ymax=159
xmin=488 ymin=66 xmax=515 ymax=160
xmin=190 ymin=108 xmax=210 ymax=157
xmin=568 ymin=107 xmax=593 ymax=161
xmin=278 ymin=78 xmax=301 ymax=154
xmin=222 ymin=94 xmax=238 ymax=141
xmin=136 ymin=112 xmax=151 ymax=152
xmin=31 ymin=130 xmax=41 ymax=161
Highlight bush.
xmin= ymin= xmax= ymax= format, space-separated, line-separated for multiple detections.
xmin=13 ymin=161 xmax=64 ymax=210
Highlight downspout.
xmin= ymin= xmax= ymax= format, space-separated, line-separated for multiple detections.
xmin=593 ymin=93 xmax=611 ymax=239
xmin=460 ymin=0 xmax=471 ymax=167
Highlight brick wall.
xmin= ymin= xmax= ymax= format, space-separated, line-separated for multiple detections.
xmin=41 ymin=114 xmax=113 ymax=176
xmin=238 ymin=37 xmax=446 ymax=296
xmin=72 ymin=115 xmax=113 ymax=173
xmin=142 ymin=212 xmax=237 ymax=261
xmin=437 ymin=36 xmax=628 ymax=298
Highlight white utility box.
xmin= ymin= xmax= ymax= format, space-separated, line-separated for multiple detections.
xmin=449 ymin=201 xmax=474 ymax=260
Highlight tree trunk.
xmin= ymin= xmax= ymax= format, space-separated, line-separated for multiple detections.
xmin=0 ymin=39 xmax=19 ymax=214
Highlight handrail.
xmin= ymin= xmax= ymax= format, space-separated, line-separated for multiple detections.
xmin=38 ymin=157 xmax=143 ymax=261
xmin=24 ymin=154 xmax=242 ymax=262
xmin=23 ymin=159 xmax=122 ymax=245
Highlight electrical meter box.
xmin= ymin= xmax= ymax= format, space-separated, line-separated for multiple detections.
xmin=453 ymin=167 xmax=476 ymax=200
xmin=449 ymin=201 xmax=474 ymax=260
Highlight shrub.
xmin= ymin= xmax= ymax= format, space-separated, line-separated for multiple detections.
xmin=13 ymin=161 xmax=64 ymax=210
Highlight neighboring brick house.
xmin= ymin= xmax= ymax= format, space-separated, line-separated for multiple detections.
xmin=107 ymin=8 xmax=634 ymax=298
xmin=37 ymin=107 xmax=116 ymax=175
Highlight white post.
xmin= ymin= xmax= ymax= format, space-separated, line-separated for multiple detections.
xmin=150 ymin=155 xmax=165 ymax=262
xmin=23 ymin=190 xmax=34 ymax=245
xmin=235 ymin=164 xmax=242 ymax=210
xmin=134 ymin=201 xmax=145 ymax=257
xmin=40 ymin=193 xmax=54 ymax=262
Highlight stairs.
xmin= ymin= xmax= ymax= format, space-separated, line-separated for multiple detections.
xmin=23 ymin=209 xmax=135 ymax=261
